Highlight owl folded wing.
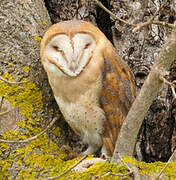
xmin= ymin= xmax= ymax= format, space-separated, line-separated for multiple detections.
xmin=99 ymin=52 xmax=136 ymax=156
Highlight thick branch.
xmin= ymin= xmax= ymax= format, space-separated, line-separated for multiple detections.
xmin=112 ymin=26 xmax=176 ymax=162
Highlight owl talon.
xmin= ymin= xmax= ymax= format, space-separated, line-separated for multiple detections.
xmin=83 ymin=146 xmax=99 ymax=155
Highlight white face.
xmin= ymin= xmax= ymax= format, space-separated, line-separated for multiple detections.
xmin=45 ymin=33 xmax=96 ymax=77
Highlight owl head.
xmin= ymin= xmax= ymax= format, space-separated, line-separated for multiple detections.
xmin=40 ymin=20 xmax=111 ymax=77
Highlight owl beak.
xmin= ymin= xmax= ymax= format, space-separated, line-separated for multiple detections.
xmin=69 ymin=60 xmax=77 ymax=72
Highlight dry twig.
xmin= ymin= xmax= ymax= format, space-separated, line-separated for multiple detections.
xmin=92 ymin=0 xmax=136 ymax=27
xmin=0 ymin=76 xmax=30 ymax=85
xmin=45 ymin=155 xmax=88 ymax=180
xmin=132 ymin=0 xmax=174 ymax=32
xmin=160 ymin=76 xmax=176 ymax=99
xmin=156 ymin=148 xmax=176 ymax=179
xmin=0 ymin=117 xmax=58 ymax=143
xmin=118 ymin=154 xmax=133 ymax=172
xmin=0 ymin=108 xmax=10 ymax=116
xmin=95 ymin=171 xmax=132 ymax=179
xmin=93 ymin=0 xmax=175 ymax=32
xmin=118 ymin=154 xmax=141 ymax=180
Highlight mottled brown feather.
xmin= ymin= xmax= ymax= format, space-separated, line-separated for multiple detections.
xmin=100 ymin=52 xmax=136 ymax=156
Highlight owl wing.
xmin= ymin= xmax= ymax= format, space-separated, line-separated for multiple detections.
xmin=100 ymin=51 xmax=136 ymax=156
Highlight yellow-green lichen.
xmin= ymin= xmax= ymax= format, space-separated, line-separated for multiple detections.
xmin=34 ymin=36 xmax=42 ymax=43
xmin=122 ymin=156 xmax=176 ymax=179
xmin=42 ymin=20 xmax=47 ymax=25
xmin=0 ymin=71 xmax=64 ymax=179
xmin=8 ymin=62 xmax=14 ymax=70
xmin=1 ymin=71 xmax=176 ymax=179
xmin=23 ymin=65 xmax=30 ymax=73
xmin=0 ymin=72 xmax=43 ymax=120
xmin=53 ymin=127 xmax=61 ymax=137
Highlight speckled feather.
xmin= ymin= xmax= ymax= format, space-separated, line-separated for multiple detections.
xmin=40 ymin=20 xmax=136 ymax=157
xmin=100 ymin=52 xmax=136 ymax=156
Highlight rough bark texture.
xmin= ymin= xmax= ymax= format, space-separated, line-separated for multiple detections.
xmin=44 ymin=0 xmax=176 ymax=162
xmin=0 ymin=0 xmax=65 ymax=139
xmin=110 ymin=0 xmax=175 ymax=162
xmin=112 ymin=27 xmax=176 ymax=162
xmin=0 ymin=0 xmax=52 ymax=124
xmin=0 ymin=1 xmax=68 ymax=178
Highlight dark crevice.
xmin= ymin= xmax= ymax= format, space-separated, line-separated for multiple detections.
xmin=96 ymin=0 xmax=114 ymax=44
xmin=43 ymin=0 xmax=114 ymax=44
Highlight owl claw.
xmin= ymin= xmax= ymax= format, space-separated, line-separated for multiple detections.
xmin=100 ymin=153 xmax=109 ymax=159
xmin=100 ymin=145 xmax=109 ymax=159
xmin=83 ymin=146 xmax=99 ymax=155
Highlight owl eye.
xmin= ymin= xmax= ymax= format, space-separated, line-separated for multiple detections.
xmin=52 ymin=45 xmax=67 ymax=63
xmin=84 ymin=43 xmax=91 ymax=49
xmin=52 ymin=45 xmax=61 ymax=51
xmin=52 ymin=45 xmax=64 ymax=54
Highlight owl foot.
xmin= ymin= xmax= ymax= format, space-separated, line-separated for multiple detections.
xmin=83 ymin=145 xmax=99 ymax=155
xmin=100 ymin=145 xmax=110 ymax=159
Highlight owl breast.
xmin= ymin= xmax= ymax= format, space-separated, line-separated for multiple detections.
xmin=54 ymin=71 xmax=105 ymax=154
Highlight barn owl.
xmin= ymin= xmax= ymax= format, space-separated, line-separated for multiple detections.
xmin=40 ymin=20 xmax=136 ymax=157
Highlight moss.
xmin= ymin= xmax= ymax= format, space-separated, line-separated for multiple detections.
xmin=0 ymin=71 xmax=176 ymax=179
xmin=34 ymin=36 xmax=42 ymax=43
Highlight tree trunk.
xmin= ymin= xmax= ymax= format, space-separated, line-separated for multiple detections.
xmin=0 ymin=0 xmax=52 ymax=130
xmin=112 ymin=26 xmax=176 ymax=162
xmin=44 ymin=0 xmax=176 ymax=162
xmin=0 ymin=0 xmax=67 ymax=178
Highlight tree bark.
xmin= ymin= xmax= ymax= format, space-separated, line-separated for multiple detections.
xmin=0 ymin=1 xmax=67 ymax=178
xmin=43 ymin=0 xmax=176 ymax=162
xmin=0 ymin=0 xmax=54 ymax=131
xmin=112 ymin=26 xmax=176 ymax=162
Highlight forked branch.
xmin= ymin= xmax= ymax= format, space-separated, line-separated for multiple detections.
xmin=112 ymin=25 xmax=176 ymax=161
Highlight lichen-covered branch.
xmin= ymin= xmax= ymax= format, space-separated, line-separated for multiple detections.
xmin=45 ymin=155 xmax=88 ymax=180
xmin=156 ymin=148 xmax=176 ymax=179
xmin=112 ymin=26 xmax=176 ymax=162
xmin=0 ymin=76 xmax=30 ymax=85
xmin=0 ymin=117 xmax=58 ymax=143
